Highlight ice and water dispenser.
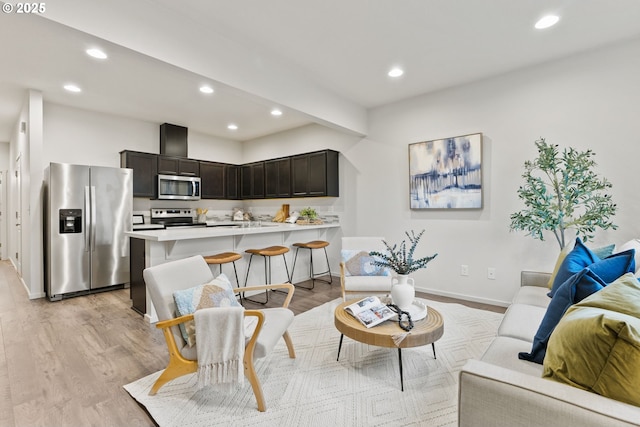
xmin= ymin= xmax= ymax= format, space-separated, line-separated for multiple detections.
xmin=59 ymin=209 xmax=82 ymax=233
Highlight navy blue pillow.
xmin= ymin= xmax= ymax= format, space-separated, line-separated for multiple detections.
xmin=519 ymin=268 xmax=606 ymax=364
xmin=548 ymin=238 xmax=598 ymax=297
xmin=589 ymin=249 xmax=636 ymax=283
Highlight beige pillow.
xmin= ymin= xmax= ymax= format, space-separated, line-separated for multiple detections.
xmin=546 ymin=243 xmax=572 ymax=289
xmin=542 ymin=273 xmax=640 ymax=406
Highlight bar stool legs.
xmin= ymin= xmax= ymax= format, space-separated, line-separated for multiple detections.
xmin=290 ymin=240 xmax=332 ymax=290
xmin=243 ymin=246 xmax=291 ymax=304
xmin=204 ymin=252 xmax=243 ymax=304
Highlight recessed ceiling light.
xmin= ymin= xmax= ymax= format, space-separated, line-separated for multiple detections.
xmin=199 ymin=85 xmax=214 ymax=94
xmin=86 ymin=48 xmax=107 ymax=59
xmin=388 ymin=67 xmax=404 ymax=78
xmin=227 ymin=123 xmax=238 ymax=130
xmin=63 ymin=84 xmax=82 ymax=93
xmin=535 ymin=15 xmax=559 ymax=29
xmin=271 ymin=109 xmax=283 ymax=116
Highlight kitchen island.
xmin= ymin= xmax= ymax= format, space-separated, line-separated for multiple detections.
xmin=127 ymin=222 xmax=340 ymax=322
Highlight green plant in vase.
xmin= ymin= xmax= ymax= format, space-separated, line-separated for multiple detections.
xmin=370 ymin=229 xmax=438 ymax=275
xmin=370 ymin=230 xmax=438 ymax=310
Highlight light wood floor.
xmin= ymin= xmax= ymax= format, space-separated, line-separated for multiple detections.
xmin=0 ymin=260 xmax=504 ymax=427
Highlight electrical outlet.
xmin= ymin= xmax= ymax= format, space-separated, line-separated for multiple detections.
xmin=461 ymin=265 xmax=469 ymax=276
xmin=487 ymin=267 xmax=496 ymax=280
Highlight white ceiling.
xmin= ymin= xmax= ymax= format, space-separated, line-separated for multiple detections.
xmin=2 ymin=0 xmax=640 ymax=143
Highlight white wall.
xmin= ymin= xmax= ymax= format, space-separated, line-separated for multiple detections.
xmin=359 ymin=37 xmax=640 ymax=305
xmin=0 ymin=142 xmax=9 ymax=169
xmin=7 ymin=90 xmax=44 ymax=298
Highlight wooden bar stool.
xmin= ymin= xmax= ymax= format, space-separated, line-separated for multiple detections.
xmin=204 ymin=252 xmax=243 ymax=303
xmin=290 ymin=240 xmax=332 ymax=290
xmin=243 ymin=246 xmax=291 ymax=304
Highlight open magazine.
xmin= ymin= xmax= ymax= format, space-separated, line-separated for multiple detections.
xmin=344 ymin=296 xmax=395 ymax=328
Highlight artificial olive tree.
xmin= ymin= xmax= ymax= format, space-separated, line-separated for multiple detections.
xmin=509 ymin=138 xmax=617 ymax=250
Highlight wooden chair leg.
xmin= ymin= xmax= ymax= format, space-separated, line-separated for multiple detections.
xmin=150 ymin=359 xmax=197 ymax=395
xmin=244 ymin=352 xmax=266 ymax=412
xmin=283 ymin=331 xmax=296 ymax=359
xmin=150 ymin=325 xmax=198 ymax=395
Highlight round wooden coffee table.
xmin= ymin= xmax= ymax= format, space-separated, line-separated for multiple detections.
xmin=334 ymin=298 xmax=444 ymax=391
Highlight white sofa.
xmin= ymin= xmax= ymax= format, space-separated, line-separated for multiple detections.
xmin=458 ymin=271 xmax=640 ymax=427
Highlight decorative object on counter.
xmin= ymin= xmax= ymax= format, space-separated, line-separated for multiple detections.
xmin=196 ymin=208 xmax=208 ymax=223
xmin=272 ymin=204 xmax=290 ymax=223
xmin=285 ymin=211 xmax=299 ymax=223
xmin=232 ymin=208 xmax=244 ymax=221
xmin=509 ymin=138 xmax=617 ymax=250
xmin=370 ymin=230 xmax=438 ymax=310
xmin=409 ymin=133 xmax=482 ymax=209
xmin=297 ymin=207 xmax=323 ymax=225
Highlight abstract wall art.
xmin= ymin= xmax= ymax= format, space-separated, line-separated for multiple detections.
xmin=409 ymin=133 xmax=482 ymax=209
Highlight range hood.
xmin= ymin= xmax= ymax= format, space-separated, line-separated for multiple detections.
xmin=160 ymin=123 xmax=188 ymax=157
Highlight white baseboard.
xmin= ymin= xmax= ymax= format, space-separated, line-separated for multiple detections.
xmin=415 ymin=286 xmax=510 ymax=308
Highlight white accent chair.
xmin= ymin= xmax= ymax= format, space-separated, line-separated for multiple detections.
xmin=340 ymin=236 xmax=394 ymax=301
xmin=143 ymin=255 xmax=296 ymax=412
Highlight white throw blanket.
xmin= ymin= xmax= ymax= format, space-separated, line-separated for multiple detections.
xmin=194 ymin=307 xmax=245 ymax=390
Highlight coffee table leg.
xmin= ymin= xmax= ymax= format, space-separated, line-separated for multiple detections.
xmin=398 ymin=348 xmax=404 ymax=392
xmin=337 ymin=334 xmax=344 ymax=361
xmin=432 ymin=343 xmax=437 ymax=359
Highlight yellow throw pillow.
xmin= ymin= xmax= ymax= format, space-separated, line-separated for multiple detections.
xmin=542 ymin=273 xmax=640 ymax=407
xmin=546 ymin=243 xmax=572 ymax=289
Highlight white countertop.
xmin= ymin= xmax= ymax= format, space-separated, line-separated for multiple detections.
xmin=126 ymin=222 xmax=339 ymax=242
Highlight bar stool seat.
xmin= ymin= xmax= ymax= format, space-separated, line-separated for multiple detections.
xmin=204 ymin=252 xmax=242 ymax=265
xmin=204 ymin=251 xmax=243 ymax=303
xmin=291 ymin=240 xmax=332 ymax=290
xmin=246 ymin=246 xmax=290 ymax=257
xmin=244 ymin=246 xmax=291 ymax=304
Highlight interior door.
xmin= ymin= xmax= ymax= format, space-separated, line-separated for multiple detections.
xmin=14 ymin=156 xmax=22 ymax=276
xmin=0 ymin=171 xmax=5 ymax=260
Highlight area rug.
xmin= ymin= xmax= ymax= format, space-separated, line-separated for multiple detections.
xmin=124 ymin=298 xmax=502 ymax=426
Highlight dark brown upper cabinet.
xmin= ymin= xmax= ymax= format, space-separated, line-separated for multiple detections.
xmin=199 ymin=161 xmax=227 ymax=199
xmin=120 ymin=150 xmax=157 ymax=198
xmin=157 ymin=155 xmax=200 ymax=176
xmin=291 ymin=149 xmax=339 ymax=197
xmin=226 ymin=165 xmax=240 ymax=200
xmin=241 ymin=161 xmax=265 ymax=199
xmin=265 ymin=157 xmax=291 ymax=198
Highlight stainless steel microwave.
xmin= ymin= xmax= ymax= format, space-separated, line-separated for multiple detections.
xmin=157 ymin=174 xmax=201 ymax=200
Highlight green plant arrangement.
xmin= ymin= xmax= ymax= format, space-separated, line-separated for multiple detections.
xmin=370 ymin=229 xmax=438 ymax=275
xmin=509 ymin=138 xmax=617 ymax=250
xmin=300 ymin=207 xmax=318 ymax=220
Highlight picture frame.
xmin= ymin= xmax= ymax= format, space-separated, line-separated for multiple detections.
xmin=408 ymin=132 xmax=482 ymax=209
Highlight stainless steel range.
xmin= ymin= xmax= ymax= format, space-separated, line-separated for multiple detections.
xmin=150 ymin=208 xmax=206 ymax=228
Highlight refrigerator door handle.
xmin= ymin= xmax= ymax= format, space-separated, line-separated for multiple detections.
xmin=90 ymin=186 xmax=97 ymax=252
xmin=84 ymin=186 xmax=91 ymax=252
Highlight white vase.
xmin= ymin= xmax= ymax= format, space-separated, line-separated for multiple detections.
xmin=391 ymin=274 xmax=415 ymax=311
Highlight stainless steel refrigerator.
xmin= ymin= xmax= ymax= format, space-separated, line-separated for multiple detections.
xmin=44 ymin=162 xmax=133 ymax=301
